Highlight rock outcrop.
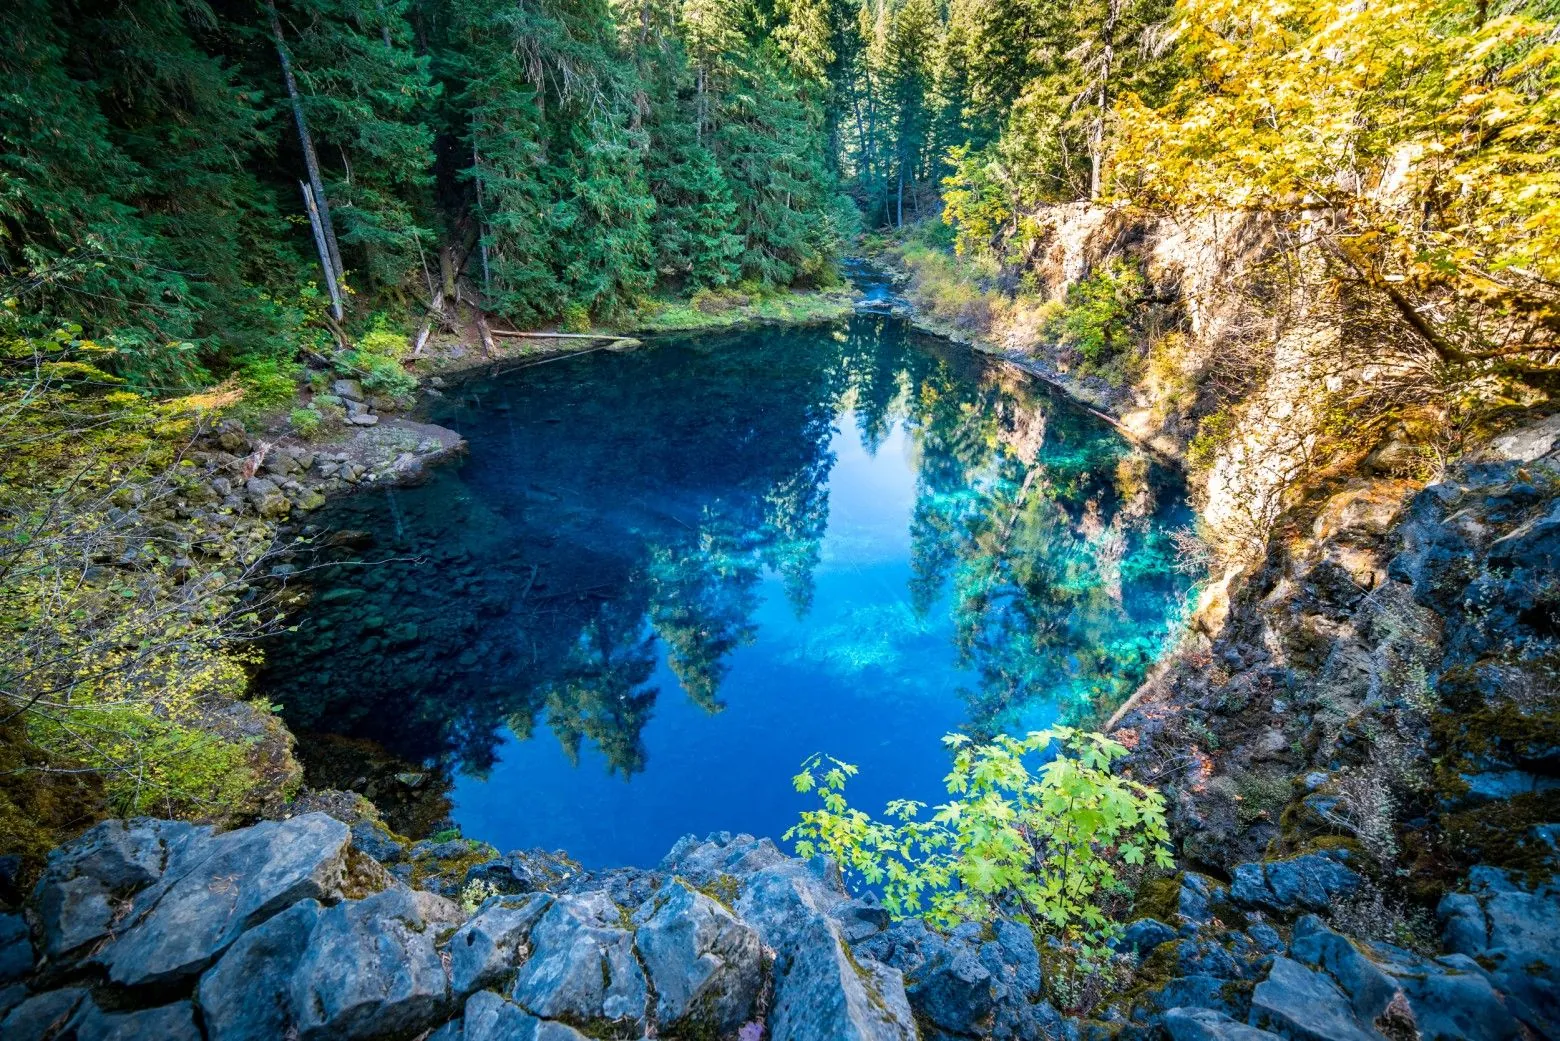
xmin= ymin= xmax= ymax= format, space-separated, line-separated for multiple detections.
xmin=8 ymin=809 xmax=1555 ymax=1040
xmin=1 ymin=824 xmax=927 ymax=1041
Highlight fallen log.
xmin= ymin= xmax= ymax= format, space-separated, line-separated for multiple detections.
xmin=487 ymin=329 xmax=628 ymax=341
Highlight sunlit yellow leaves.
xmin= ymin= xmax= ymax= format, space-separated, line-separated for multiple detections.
xmin=1110 ymin=0 xmax=1560 ymax=307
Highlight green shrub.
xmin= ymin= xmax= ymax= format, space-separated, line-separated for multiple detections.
xmin=342 ymin=353 xmax=416 ymax=398
xmin=235 ymin=354 xmax=303 ymax=407
xmin=356 ymin=324 xmax=410 ymax=359
xmin=289 ymin=406 xmax=322 ymax=437
xmin=1189 ymin=408 xmax=1237 ymax=468
xmin=560 ymin=302 xmax=591 ymax=333
xmin=2 ymin=315 xmax=277 ymax=822
xmin=1045 ymin=259 xmax=1146 ymax=368
xmin=786 ymin=728 xmax=1173 ymax=969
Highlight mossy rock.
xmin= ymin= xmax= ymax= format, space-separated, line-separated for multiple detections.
xmin=1132 ymin=874 xmax=1182 ymax=924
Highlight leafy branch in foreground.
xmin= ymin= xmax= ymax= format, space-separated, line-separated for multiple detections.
xmin=786 ymin=728 xmax=1173 ymax=966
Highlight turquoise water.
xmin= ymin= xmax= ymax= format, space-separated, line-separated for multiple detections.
xmin=259 ymin=314 xmax=1197 ymax=867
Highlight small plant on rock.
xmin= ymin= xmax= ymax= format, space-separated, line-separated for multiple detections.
xmin=786 ymin=728 xmax=1174 ymax=972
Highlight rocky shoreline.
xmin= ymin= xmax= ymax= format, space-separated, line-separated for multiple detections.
xmin=4 ymin=770 xmax=1555 ymax=1040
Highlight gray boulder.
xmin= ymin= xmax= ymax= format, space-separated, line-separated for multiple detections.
xmin=510 ymin=891 xmax=647 ymax=1027
xmin=0 ymin=982 xmax=27 ymax=1020
xmin=907 ymin=947 xmax=994 ymax=1036
xmin=860 ymin=916 xmax=1051 ymax=1041
xmin=737 ymin=861 xmax=916 ymax=1041
xmin=291 ymin=887 xmax=452 ymax=1040
xmin=245 ymin=476 xmax=291 ymax=517
xmin=450 ymin=894 xmax=552 ymax=997
xmin=1164 ymin=1007 xmax=1282 ymax=1041
xmin=463 ymin=990 xmax=591 ymax=1041
xmin=97 ymin=813 xmax=349 ymax=987
xmin=1483 ymin=412 xmax=1560 ymax=462
xmin=0 ymin=914 xmax=33 ymax=983
xmin=333 ymin=379 xmax=365 ymax=402
xmin=1119 ymin=917 xmax=1177 ymax=957
xmin=661 ymin=832 xmax=790 ymax=883
xmin=1248 ymin=957 xmax=1378 ymax=1041
xmin=1177 ymin=873 xmax=1225 ymax=928
xmin=0 ymin=987 xmax=86 ymax=1041
xmin=1272 ymin=914 xmax=1529 ymax=1041
xmin=199 ymin=899 xmax=323 ymax=1041
xmin=34 ymin=877 xmax=114 ymax=963
xmin=32 ymin=818 xmax=204 ymax=960
xmin=465 ymin=848 xmax=580 ymax=895
xmin=1288 ymin=916 xmax=1401 ymax=1024
xmin=68 ymin=998 xmax=202 ymax=1041
xmin=1133 ymin=975 xmax=1249 ymax=1025
xmin=350 ymin=820 xmax=407 ymax=864
xmin=1437 ymin=867 xmax=1560 ymax=1036
xmin=1230 ymin=850 xmax=1360 ymax=913
xmin=1173 ymin=1011 xmax=1279 ymax=1041
xmin=1386 ymin=951 xmax=1525 ymax=1041
xmin=201 ymin=886 xmax=452 ymax=1041
xmin=634 ymin=880 xmax=763 ymax=1034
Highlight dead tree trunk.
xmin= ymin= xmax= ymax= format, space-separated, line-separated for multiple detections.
xmin=268 ymin=0 xmax=345 ymax=308
xmin=300 ymin=182 xmax=344 ymax=322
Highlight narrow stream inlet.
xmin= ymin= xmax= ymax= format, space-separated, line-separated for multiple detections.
xmin=258 ymin=309 xmax=1198 ymax=867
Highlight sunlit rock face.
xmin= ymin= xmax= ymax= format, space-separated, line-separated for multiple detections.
xmin=256 ymin=315 xmax=1198 ymax=866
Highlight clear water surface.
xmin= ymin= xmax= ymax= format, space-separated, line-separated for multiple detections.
xmin=258 ymin=313 xmax=1197 ymax=867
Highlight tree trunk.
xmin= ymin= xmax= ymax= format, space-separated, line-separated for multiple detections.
xmin=411 ymin=286 xmax=445 ymax=356
xmin=472 ymin=123 xmax=491 ymax=293
xmin=865 ymin=76 xmax=880 ymax=221
xmin=896 ymin=158 xmax=905 ymax=228
xmin=475 ymin=312 xmax=496 ymax=358
xmin=696 ymin=64 xmax=706 ymax=143
xmin=849 ymin=82 xmax=871 ymax=189
xmin=1089 ymin=0 xmax=1122 ymax=201
xmin=439 ymin=245 xmax=457 ymax=300
xmin=299 ymin=181 xmax=344 ymax=321
xmin=267 ymin=0 xmax=345 ymax=291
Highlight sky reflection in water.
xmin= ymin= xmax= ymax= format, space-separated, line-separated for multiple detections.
xmin=259 ymin=315 xmax=1197 ymax=866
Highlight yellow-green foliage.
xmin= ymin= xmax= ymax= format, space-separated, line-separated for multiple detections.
xmin=1188 ymin=407 xmax=1236 ymax=469
xmin=1 ymin=308 xmax=278 ymax=818
xmin=895 ymin=242 xmax=1007 ymax=334
xmin=941 ymin=145 xmax=1015 ymax=258
xmin=337 ymin=318 xmax=416 ymax=398
xmin=290 ymin=405 xmax=323 ymax=437
xmin=786 ymin=727 xmax=1173 ymax=969
xmin=1112 ymin=0 xmax=1560 ymax=380
xmin=1041 ymin=259 xmax=1147 ymax=379
xmin=560 ymin=302 xmax=592 ymax=333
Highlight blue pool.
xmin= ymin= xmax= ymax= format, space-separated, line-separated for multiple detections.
xmin=259 ymin=313 xmax=1197 ymax=867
